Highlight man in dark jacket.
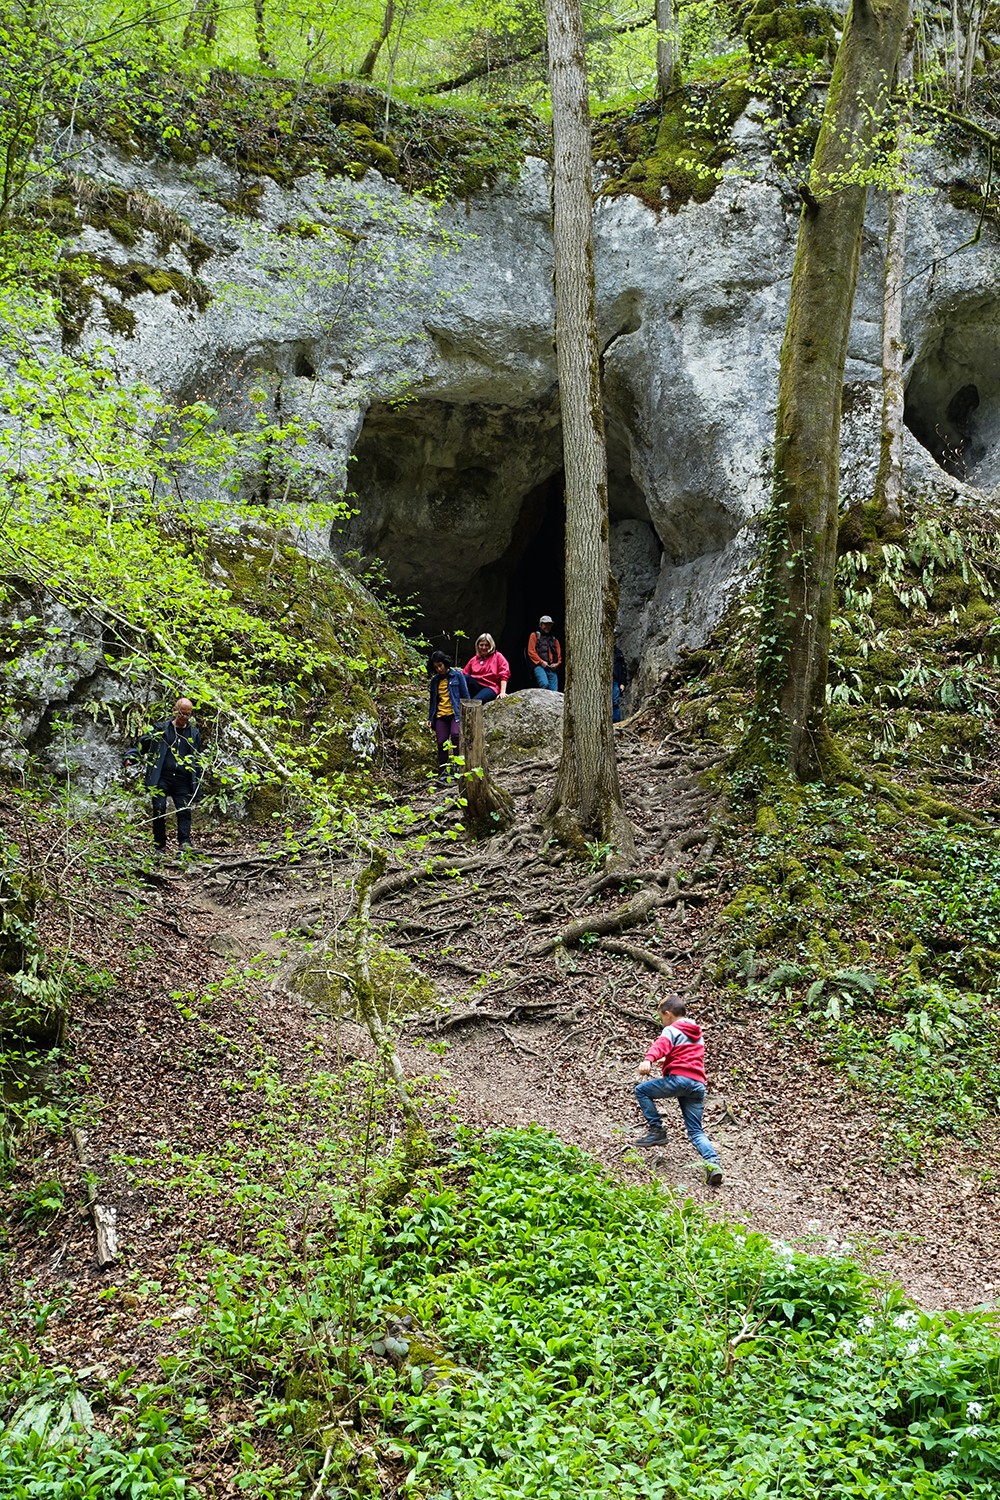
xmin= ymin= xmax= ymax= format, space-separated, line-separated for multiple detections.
xmin=130 ymin=698 xmax=202 ymax=854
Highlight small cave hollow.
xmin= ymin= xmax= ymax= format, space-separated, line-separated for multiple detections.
xmin=904 ymin=310 xmax=1000 ymax=486
xmin=343 ymin=397 xmax=659 ymax=685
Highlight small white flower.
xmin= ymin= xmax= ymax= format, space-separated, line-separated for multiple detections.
xmin=967 ymin=1402 xmax=984 ymax=1420
xmin=858 ymin=1315 xmax=875 ymax=1335
xmin=893 ymin=1311 xmax=919 ymax=1330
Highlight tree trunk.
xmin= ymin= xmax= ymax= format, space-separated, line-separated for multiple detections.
xmin=655 ymin=0 xmax=677 ymax=98
xmin=358 ymin=0 xmax=395 ymax=79
xmin=542 ymin=0 xmax=634 ymax=860
xmin=749 ymin=0 xmax=910 ymax=781
xmin=460 ymin=700 xmax=514 ymax=838
xmin=874 ymin=30 xmax=912 ymax=524
xmin=253 ymin=0 xmax=273 ymax=66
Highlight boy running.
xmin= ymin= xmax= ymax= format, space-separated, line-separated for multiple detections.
xmin=634 ymin=995 xmax=723 ymax=1186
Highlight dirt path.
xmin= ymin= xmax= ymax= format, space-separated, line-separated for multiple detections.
xmin=178 ymin=717 xmax=1000 ymax=1313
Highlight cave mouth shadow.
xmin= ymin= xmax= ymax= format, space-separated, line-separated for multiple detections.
xmin=432 ymin=472 xmax=567 ymax=690
xmin=904 ymin=307 xmax=1000 ymax=487
xmin=344 ymin=396 xmax=659 ymax=681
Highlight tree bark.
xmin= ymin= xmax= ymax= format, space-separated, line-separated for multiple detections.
xmin=253 ymin=0 xmax=273 ymax=66
xmin=874 ymin=29 xmax=912 ymax=523
xmin=542 ymin=0 xmax=634 ymax=860
xmin=750 ymin=0 xmax=910 ymax=781
xmin=358 ymin=0 xmax=395 ymax=79
xmin=655 ymin=0 xmax=677 ymax=98
xmin=459 ymin=700 xmax=514 ymax=838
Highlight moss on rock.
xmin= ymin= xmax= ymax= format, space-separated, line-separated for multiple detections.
xmin=595 ymin=81 xmax=751 ymax=211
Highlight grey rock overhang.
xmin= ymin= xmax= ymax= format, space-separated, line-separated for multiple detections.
xmin=44 ymin=125 xmax=1000 ymax=691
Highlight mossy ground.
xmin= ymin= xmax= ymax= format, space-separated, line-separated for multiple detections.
xmin=663 ymin=501 xmax=1000 ymax=1159
xmin=62 ymin=70 xmax=544 ymax=201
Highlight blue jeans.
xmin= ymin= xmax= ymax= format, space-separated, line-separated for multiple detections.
xmin=533 ymin=665 xmax=558 ymax=690
xmin=468 ymin=684 xmax=497 ymax=703
xmin=612 ymin=681 xmax=623 ymax=722
xmin=634 ymin=1075 xmax=719 ymax=1163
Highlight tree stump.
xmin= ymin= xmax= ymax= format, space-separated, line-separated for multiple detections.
xmin=460 ymin=700 xmax=515 ymax=839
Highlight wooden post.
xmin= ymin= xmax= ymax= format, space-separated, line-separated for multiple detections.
xmin=459 ymin=700 xmax=514 ymax=839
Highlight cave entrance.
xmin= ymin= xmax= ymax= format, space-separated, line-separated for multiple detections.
xmin=494 ymin=473 xmax=565 ymax=689
xmin=343 ymin=396 xmax=655 ymax=678
xmin=903 ymin=304 xmax=1000 ymax=488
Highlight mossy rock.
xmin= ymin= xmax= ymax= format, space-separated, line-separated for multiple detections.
xmin=740 ymin=0 xmax=836 ymax=65
xmin=598 ymin=82 xmax=750 ymax=211
xmin=290 ymin=935 xmax=436 ymax=1023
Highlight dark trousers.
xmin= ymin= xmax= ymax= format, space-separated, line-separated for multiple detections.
xmin=434 ymin=715 xmax=460 ymax=773
xmin=152 ymin=772 xmax=194 ymax=848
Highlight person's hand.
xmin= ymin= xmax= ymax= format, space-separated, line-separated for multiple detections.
xmin=636 ymin=1060 xmax=652 ymax=1079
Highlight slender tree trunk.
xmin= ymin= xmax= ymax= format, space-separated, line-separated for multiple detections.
xmin=874 ymin=29 xmax=912 ymax=523
xmin=542 ymin=0 xmax=634 ymax=860
xmin=655 ymin=0 xmax=677 ymax=98
xmin=749 ymin=0 xmax=910 ymax=781
xmin=358 ymin=0 xmax=395 ymax=79
xmin=253 ymin=0 xmax=273 ymax=66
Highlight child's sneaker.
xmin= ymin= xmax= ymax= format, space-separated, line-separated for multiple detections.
xmin=704 ymin=1162 xmax=724 ymax=1187
xmin=634 ymin=1128 xmax=669 ymax=1148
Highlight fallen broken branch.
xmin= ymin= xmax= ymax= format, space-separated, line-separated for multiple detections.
xmin=71 ymin=1127 xmax=117 ymax=1268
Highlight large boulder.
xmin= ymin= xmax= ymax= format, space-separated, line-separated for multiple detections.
xmin=483 ymin=689 xmax=564 ymax=766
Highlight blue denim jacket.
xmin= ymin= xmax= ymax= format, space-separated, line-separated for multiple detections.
xmin=428 ymin=668 xmax=470 ymax=725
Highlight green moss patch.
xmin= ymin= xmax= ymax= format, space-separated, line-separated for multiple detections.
xmin=57 ymin=254 xmax=210 ymax=342
xmin=594 ymin=81 xmax=751 ymax=211
xmin=64 ymin=70 xmax=543 ymax=201
xmin=290 ymin=933 xmax=436 ymax=1022
xmin=737 ymin=0 xmax=836 ymax=66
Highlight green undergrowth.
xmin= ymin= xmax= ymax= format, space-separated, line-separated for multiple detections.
xmin=63 ymin=67 xmax=543 ymax=199
xmin=5 ymin=1126 xmax=1000 ymax=1497
xmin=664 ymin=505 xmax=1000 ymax=1157
xmin=675 ymin=506 xmax=1000 ymax=782
xmin=720 ymin=786 xmax=1000 ymax=1162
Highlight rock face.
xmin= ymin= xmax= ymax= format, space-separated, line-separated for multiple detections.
xmin=53 ymin=120 xmax=1000 ymax=697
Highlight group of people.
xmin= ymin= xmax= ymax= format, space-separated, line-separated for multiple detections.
xmin=427 ymin=617 xmax=564 ymax=779
xmin=130 ymin=692 xmax=722 ymax=1184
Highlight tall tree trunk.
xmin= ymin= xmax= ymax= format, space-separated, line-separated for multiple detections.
xmin=874 ymin=28 xmax=912 ymax=523
xmin=542 ymin=0 xmax=634 ymax=860
xmin=358 ymin=0 xmax=395 ymax=79
xmin=655 ymin=0 xmax=677 ymax=98
xmin=749 ymin=0 xmax=910 ymax=781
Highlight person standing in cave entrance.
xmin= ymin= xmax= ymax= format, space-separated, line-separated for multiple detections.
xmin=462 ymin=633 xmax=511 ymax=704
xmin=427 ymin=650 xmax=470 ymax=783
xmin=527 ymin=615 xmax=562 ymax=690
xmin=612 ymin=640 xmax=629 ymax=723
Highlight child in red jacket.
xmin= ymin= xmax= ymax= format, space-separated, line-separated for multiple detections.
xmin=634 ymin=995 xmax=723 ymax=1186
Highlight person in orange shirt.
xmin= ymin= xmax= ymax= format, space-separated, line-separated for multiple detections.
xmin=527 ymin=615 xmax=562 ymax=690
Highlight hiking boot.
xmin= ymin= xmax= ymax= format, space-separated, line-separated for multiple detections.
xmin=704 ymin=1162 xmax=724 ymax=1187
xmin=634 ymin=1128 xmax=669 ymax=1148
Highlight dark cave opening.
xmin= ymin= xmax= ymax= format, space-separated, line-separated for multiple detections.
xmin=343 ymin=397 xmax=656 ymax=680
xmin=462 ymin=472 xmax=566 ymax=689
xmin=905 ymin=379 xmax=983 ymax=479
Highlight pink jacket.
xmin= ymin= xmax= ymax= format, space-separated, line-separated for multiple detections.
xmin=644 ymin=1019 xmax=707 ymax=1085
xmin=463 ymin=650 xmax=511 ymax=695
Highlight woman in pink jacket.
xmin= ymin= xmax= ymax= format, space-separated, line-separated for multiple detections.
xmin=463 ymin=633 xmax=511 ymax=704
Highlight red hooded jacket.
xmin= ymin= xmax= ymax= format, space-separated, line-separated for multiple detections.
xmin=644 ymin=1019 xmax=707 ymax=1085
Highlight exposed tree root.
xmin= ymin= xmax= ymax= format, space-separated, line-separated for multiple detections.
xmin=370 ymin=855 xmax=492 ymax=904
xmin=593 ymin=938 xmax=675 ymax=975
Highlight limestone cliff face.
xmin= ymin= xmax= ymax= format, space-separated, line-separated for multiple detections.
xmin=47 ymin=118 xmax=1000 ymax=699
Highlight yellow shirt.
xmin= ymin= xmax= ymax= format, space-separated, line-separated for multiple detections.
xmin=436 ymin=677 xmax=453 ymax=717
